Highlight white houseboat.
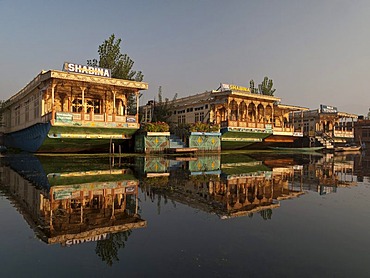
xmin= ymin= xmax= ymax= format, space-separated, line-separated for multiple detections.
xmin=0 ymin=62 xmax=148 ymax=152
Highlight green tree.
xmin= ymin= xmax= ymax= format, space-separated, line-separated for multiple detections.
xmin=258 ymin=76 xmax=276 ymax=96
xmin=95 ymin=230 xmax=132 ymax=266
xmin=249 ymin=80 xmax=258 ymax=94
xmin=87 ymin=34 xmax=143 ymax=81
xmin=152 ymin=86 xmax=177 ymax=123
xmin=259 ymin=209 xmax=273 ymax=220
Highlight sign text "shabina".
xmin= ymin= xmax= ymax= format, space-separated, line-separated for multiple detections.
xmin=63 ymin=62 xmax=111 ymax=78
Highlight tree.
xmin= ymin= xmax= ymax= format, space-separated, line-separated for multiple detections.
xmin=249 ymin=80 xmax=258 ymax=94
xmin=87 ymin=34 xmax=143 ymax=81
xmin=152 ymin=86 xmax=177 ymax=123
xmin=258 ymin=76 xmax=276 ymax=96
xmin=95 ymin=230 xmax=132 ymax=266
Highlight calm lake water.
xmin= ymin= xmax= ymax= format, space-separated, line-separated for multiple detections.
xmin=1 ymin=151 xmax=370 ymax=277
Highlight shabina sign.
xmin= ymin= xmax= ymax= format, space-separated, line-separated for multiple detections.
xmin=220 ymin=83 xmax=251 ymax=93
xmin=63 ymin=62 xmax=111 ymax=78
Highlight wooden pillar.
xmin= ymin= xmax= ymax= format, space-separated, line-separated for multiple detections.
xmin=271 ymin=105 xmax=274 ymax=126
xmin=301 ymin=110 xmax=304 ymax=134
xmin=112 ymin=90 xmax=116 ymax=122
xmin=80 ymin=86 xmax=86 ymax=120
xmin=136 ymin=90 xmax=139 ymax=123
xmin=51 ymin=83 xmax=57 ymax=124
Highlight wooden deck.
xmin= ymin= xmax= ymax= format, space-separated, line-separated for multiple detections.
xmin=165 ymin=147 xmax=198 ymax=154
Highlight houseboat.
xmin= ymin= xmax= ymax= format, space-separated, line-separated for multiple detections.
xmin=0 ymin=62 xmax=148 ymax=153
xmin=142 ymin=83 xmax=308 ymax=150
xmin=291 ymin=105 xmax=358 ymax=150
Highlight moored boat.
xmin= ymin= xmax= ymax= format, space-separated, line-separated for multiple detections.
xmin=0 ymin=63 xmax=148 ymax=153
xmin=268 ymin=146 xmax=324 ymax=152
xmin=334 ymin=145 xmax=362 ymax=152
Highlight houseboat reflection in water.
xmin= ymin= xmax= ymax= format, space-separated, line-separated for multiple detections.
xmin=138 ymin=152 xmax=359 ymax=219
xmin=0 ymin=154 xmax=146 ymax=265
xmin=0 ymin=151 xmax=362 ymax=264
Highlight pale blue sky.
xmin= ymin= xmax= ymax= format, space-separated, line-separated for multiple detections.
xmin=0 ymin=0 xmax=369 ymax=115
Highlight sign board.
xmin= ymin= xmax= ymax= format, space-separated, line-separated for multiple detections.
xmin=63 ymin=62 xmax=111 ymax=78
xmin=56 ymin=112 xmax=73 ymax=123
xmin=320 ymin=104 xmax=337 ymax=113
xmin=126 ymin=116 xmax=136 ymax=123
xmin=220 ymin=83 xmax=251 ymax=93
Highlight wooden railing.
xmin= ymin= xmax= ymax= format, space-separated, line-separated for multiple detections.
xmin=55 ymin=111 xmax=137 ymax=123
xmin=221 ymin=120 xmax=296 ymax=133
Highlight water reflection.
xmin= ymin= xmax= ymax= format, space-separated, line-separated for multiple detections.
xmin=0 ymin=150 xmax=366 ymax=266
xmin=0 ymin=154 xmax=146 ymax=266
xmin=137 ymin=152 xmax=362 ymax=220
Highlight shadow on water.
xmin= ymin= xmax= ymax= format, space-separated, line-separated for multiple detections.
xmin=0 ymin=150 xmax=367 ymax=267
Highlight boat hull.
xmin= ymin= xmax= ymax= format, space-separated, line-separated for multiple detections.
xmin=4 ymin=122 xmax=138 ymax=153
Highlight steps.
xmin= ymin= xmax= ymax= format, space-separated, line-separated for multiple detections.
xmin=315 ymin=132 xmax=334 ymax=149
xmin=169 ymin=135 xmax=186 ymax=148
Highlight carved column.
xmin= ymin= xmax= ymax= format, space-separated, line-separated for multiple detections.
xmin=112 ymin=89 xmax=117 ymax=122
xmin=51 ymin=83 xmax=57 ymax=124
xmin=80 ymin=86 xmax=86 ymax=121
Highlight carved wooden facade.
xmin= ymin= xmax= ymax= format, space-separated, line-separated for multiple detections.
xmin=2 ymin=70 xmax=148 ymax=133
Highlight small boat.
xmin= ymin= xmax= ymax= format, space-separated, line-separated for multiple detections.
xmin=268 ymin=146 xmax=324 ymax=152
xmin=334 ymin=145 xmax=362 ymax=152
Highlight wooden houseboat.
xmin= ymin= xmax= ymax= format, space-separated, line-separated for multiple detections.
xmin=0 ymin=62 xmax=148 ymax=153
xmin=291 ymin=105 xmax=358 ymax=150
xmin=159 ymin=83 xmax=308 ymax=150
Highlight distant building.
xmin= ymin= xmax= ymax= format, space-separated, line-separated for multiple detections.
xmin=291 ymin=104 xmax=358 ymax=149
xmin=354 ymin=113 xmax=370 ymax=149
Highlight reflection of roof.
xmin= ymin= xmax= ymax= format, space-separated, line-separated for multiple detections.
xmin=48 ymin=218 xmax=147 ymax=246
xmin=221 ymin=203 xmax=280 ymax=219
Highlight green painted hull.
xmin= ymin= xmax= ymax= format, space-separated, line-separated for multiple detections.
xmin=38 ymin=125 xmax=138 ymax=153
xmin=221 ymin=131 xmax=271 ymax=150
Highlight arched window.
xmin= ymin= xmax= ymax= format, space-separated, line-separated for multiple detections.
xmin=72 ymin=99 xmax=82 ymax=113
xmin=230 ymin=100 xmax=238 ymax=121
xmin=248 ymin=103 xmax=256 ymax=122
xmin=257 ymin=104 xmax=264 ymax=123
xmin=239 ymin=101 xmax=247 ymax=121
xmin=265 ymin=105 xmax=272 ymax=123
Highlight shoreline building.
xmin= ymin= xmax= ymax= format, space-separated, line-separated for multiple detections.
xmin=354 ymin=112 xmax=370 ymax=149
xmin=0 ymin=62 xmax=148 ymax=153
xmin=142 ymin=83 xmax=308 ymax=150
xmin=291 ymin=105 xmax=358 ymax=149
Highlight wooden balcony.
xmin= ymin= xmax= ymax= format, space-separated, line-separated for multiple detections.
xmin=53 ymin=111 xmax=139 ymax=128
xmin=220 ymin=120 xmax=298 ymax=134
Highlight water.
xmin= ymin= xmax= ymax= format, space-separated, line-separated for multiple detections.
xmin=0 ymin=151 xmax=369 ymax=277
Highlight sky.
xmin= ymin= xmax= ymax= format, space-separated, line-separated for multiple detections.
xmin=0 ymin=0 xmax=369 ymax=115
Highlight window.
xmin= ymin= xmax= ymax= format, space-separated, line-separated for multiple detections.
xmin=34 ymin=97 xmax=39 ymax=118
xmin=72 ymin=99 xmax=83 ymax=112
xmin=195 ymin=112 xmax=205 ymax=122
xmin=25 ymin=100 xmax=29 ymax=122
xmin=15 ymin=106 xmax=20 ymax=126
xmin=178 ymin=115 xmax=186 ymax=124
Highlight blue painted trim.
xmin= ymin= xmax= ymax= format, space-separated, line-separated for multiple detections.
xmin=4 ymin=122 xmax=51 ymax=152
